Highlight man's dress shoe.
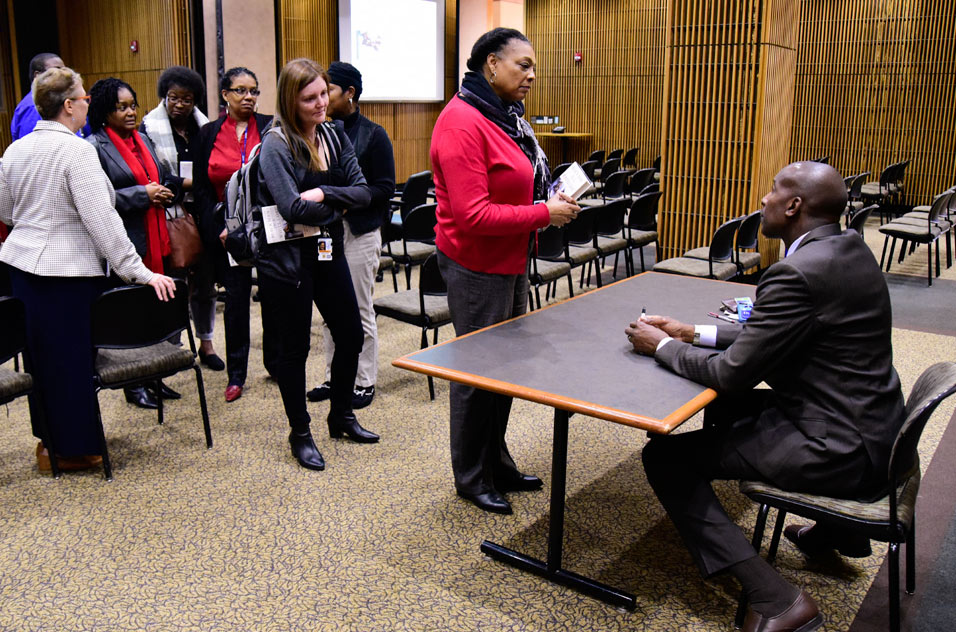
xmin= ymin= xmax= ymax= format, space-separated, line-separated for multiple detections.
xmin=742 ymin=590 xmax=823 ymax=632
xmin=289 ymin=431 xmax=325 ymax=471
xmin=495 ymin=472 xmax=544 ymax=492
xmin=457 ymin=489 xmax=513 ymax=515
xmin=784 ymin=524 xmax=872 ymax=558
xmin=150 ymin=382 xmax=181 ymax=400
xmin=125 ymin=386 xmax=158 ymax=409
xmin=327 ymin=411 xmax=379 ymax=443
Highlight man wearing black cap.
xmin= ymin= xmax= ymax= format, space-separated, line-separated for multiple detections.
xmin=307 ymin=61 xmax=396 ymax=409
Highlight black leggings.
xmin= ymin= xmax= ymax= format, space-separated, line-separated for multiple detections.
xmin=257 ymin=255 xmax=363 ymax=430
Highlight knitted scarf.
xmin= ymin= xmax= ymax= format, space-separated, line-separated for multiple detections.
xmin=458 ymin=71 xmax=551 ymax=201
xmin=141 ymin=101 xmax=209 ymax=176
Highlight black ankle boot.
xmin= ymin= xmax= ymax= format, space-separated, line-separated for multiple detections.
xmin=125 ymin=386 xmax=159 ymax=410
xmin=327 ymin=411 xmax=379 ymax=443
xmin=288 ymin=429 xmax=325 ymax=470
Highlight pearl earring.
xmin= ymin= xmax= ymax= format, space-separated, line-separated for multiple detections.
xmin=348 ymin=97 xmax=353 ymax=104
xmin=491 ymin=70 xmax=497 ymax=84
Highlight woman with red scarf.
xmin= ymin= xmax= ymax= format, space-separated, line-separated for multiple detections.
xmin=88 ymin=77 xmax=183 ymax=409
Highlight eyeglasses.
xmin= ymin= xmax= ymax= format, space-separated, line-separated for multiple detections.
xmin=165 ymin=94 xmax=195 ymax=106
xmin=115 ymin=102 xmax=138 ymax=113
xmin=67 ymin=95 xmax=91 ymax=104
xmin=224 ymin=87 xmax=260 ymax=97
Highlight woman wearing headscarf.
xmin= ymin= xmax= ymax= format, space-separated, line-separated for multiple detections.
xmin=430 ymin=28 xmax=579 ymax=514
xmin=87 ymin=77 xmax=184 ymax=410
xmin=193 ymin=67 xmax=275 ymax=403
xmin=0 ymin=67 xmax=176 ymax=473
xmin=256 ymin=58 xmax=377 ymax=471
xmin=140 ymin=66 xmax=224 ymax=372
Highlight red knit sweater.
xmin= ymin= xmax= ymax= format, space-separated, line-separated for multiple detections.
xmin=430 ymin=96 xmax=550 ymax=275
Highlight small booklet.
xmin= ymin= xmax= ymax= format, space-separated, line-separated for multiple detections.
xmin=548 ymin=162 xmax=593 ymax=200
xmin=261 ymin=205 xmax=323 ymax=244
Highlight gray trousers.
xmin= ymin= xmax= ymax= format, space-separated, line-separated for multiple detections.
xmin=437 ymin=250 xmax=528 ymax=495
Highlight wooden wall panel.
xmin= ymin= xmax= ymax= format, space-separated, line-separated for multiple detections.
xmin=277 ymin=0 xmax=457 ymax=182
xmin=524 ymin=0 xmax=666 ymax=168
xmin=791 ymin=2 xmax=956 ymax=206
xmin=56 ymin=0 xmax=192 ymax=117
xmin=0 ymin=0 xmax=18 ymax=153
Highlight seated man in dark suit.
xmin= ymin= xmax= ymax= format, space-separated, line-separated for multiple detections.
xmin=626 ymin=161 xmax=904 ymax=632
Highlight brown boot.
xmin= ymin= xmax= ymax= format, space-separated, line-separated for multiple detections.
xmin=36 ymin=443 xmax=103 ymax=473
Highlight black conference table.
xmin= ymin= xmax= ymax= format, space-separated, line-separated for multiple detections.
xmin=393 ymin=272 xmax=754 ymax=609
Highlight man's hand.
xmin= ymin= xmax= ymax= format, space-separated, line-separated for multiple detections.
xmin=625 ymin=318 xmax=669 ymax=355
xmin=641 ymin=315 xmax=694 ymax=343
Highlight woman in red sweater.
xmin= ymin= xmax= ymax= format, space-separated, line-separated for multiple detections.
xmin=431 ymin=28 xmax=580 ymax=514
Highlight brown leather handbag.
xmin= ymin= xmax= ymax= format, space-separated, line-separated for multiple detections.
xmin=164 ymin=205 xmax=203 ymax=272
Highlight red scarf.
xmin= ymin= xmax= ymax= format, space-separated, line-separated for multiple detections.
xmin=105 ymin=127 xmax=170 ymax=273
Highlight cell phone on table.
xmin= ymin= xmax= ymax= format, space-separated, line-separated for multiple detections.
xmin=721 ymin=299 xmax=738 ymax=313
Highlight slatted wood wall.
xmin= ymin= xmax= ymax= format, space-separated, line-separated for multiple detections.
xmin=791 ymin=2 xmax=956 ymax=206
xmin=276 ymin=0 xmax=457 ymax=182
xmin=658 ymin=0 xmax=798 ymax=262
xmin=0 ymin=0 xmax=18 ymax=153
xmin=56 ymin=0 xmax=192 ymax=118
xmin=523 ymin=0 xmax=666 ymax=168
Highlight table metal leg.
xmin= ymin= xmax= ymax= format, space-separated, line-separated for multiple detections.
xmin=480 ymin=408 xmax=637 ymax=610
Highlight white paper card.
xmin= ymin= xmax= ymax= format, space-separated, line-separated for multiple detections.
xmin=261 ymin=205 xmax=322 ymax=244
xmin=548 ymin=162 xmax=593 ymax=200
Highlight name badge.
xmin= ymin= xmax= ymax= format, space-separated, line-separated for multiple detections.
xmin=317 ymin=236 xmax=333 ymax=261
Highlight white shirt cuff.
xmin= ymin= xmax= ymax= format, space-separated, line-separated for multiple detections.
xmin=656 ymin=337 xmax=673 ymax=352
xmin=695 ymin=325 xmax=718 ymax=347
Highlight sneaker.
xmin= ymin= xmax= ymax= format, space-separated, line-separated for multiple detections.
xmin=307 ymin=381 xmax=332 ymax=402
xmin=352 ymin=385 xmax=375 ymax=409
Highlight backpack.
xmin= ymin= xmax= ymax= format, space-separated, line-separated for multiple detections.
xmin=220 ymin=140 xmax=265 ymax=267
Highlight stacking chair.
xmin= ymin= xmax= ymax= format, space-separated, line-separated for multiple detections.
xmin=383 ymin=202 xmax=438 ymax=290
xmin=734 ymin=211 xmax=763 ymax=276
xmin=91 ymin=280 xmax=212 ymax=481
xmin=378 ymin=255 xmax=397 ymax=292
xmin=848 ymin=204 xmax=878 ymax=237
xmin=606 ymin=148 xmax=623 ymax=161
xmin=861 ymin=163 xmax=898 ymax=222
xmin=373 ymin=253 xmax=451 ymax=400
xmin=580 ymin=159 xmax=599 ymax=182
xmin=592 ymin=199 xmax=630 ymax=279
xmin=844 ymin=172 xmax=870 ymax=222
xmin=528 ymin=225 xmax=573 ymax=310
xmin=587 ymin=149 xmax=605 ymax=164
xmin=653 ymin=217 xmax=743 ymax=281
xmin=580 ymin=170 xmax=628 ymax=207
xmin=652 ymin=155 xmax=661 ymax=182
xmin=562 ymin=206 xmax=602 ymax=288
xmin=897 ymin=187 xmax=955 ymax=262
xmin=390 ymin=170 xmax=433 ymax=219
xmin=626 ymin=168 xmax=656 ymax=199
xmin=734 ymin=361 xmax=956 ymax=632
xmin=0 ymin=296 xmax=60 ymax=478
xmin=551 ymin=162 xmax=572 ymax=180
xmin=624 ymin=191 xmax=662 ymax=273
xmin=811 ymin=155 xmax=829 ymax=164
xmin=621 ymin=147 xmax=639 ymax=170
xmin=878 ymin=191 xmax=951 ymax=286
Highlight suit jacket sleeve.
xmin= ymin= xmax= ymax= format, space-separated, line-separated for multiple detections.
xmin=655 ymin=262 xmax=818 ymax=392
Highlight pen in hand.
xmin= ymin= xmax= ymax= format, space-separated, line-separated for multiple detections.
xmin=707 ymin=311 xmax=737 ymax=323
xmin=640 ymin=306 xmax=647 ymax=321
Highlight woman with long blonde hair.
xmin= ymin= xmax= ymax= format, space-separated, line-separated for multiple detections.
xmin=256 ymin=58 xmax=378 ymax=471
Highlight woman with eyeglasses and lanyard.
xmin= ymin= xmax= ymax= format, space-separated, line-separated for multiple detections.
xmin=193 ymin=67 xmax=276 ymax=403
xmin=87 ymin=77 xmax=184 ymax=410
xmin=140 ymin=66 xmax=224 ymax=373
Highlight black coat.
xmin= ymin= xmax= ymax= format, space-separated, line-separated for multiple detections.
xmin=87 ymin=129 xmax=182 ymax=257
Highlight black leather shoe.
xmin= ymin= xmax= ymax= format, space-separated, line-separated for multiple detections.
xmin=327 ymin=411 xmax=379 ymax=443
xmin=198 ymin=351 xmax=225 ymax=371
xmin=495 ymin=472 xmax=544 ymax=492
xmin=784 ymin=523 xmax=872 ymax=558
xmin=125 ymin=386 xmax=159 ymax=410
xmin=289 ymin=430 xmax=325 ymax=471
xmin=150 ymin=382 xmax=181 ymax=400
xmin=307 ymin=381 xmax=331 ymax=402
xmin=457 ymin=489 xmax=513 ymax=515
xmin=742 ymin=590 xmax=822 ymax=632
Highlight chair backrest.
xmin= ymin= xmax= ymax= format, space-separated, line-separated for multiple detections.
xmin=895 ymin=159 xmax=911 ymax=185
xmin=0 ymin=296 xmax=27 ymax=365
xmin=564 ymin=207 xmax=598 ymax=247
xmin=889 ymin=362 xmax=956 ymax=482
xmin=653 ymin=155 xmax=661 ymax=171
xmin=600 ymin=158 xmax=621 ymax=182
xmin=639 ymin=182 xmax=660 ymax=195
xmin=91 ymin=279 xmax=190 ymax=349
xmin=735 ymin=210 xmax=762 ymax=252
xmin=534 ymin=225 xmax=567 ymax=260
xmin=707 ymin=217 xmax=744 ymax=263
xmin=843 ymin=175 xmax=854 ymax=192
xmin=594 ymin=199 xmax=629 ymax=237
xmin=848 ymin=204 xmax=877 ymax=232
xmin=850 ymin=172 xmax=869 ymax=200
xmin=878 ymin=163 xmax=896 ymax=188
xmin=925 ymin=191 xmax=951 ymax=224
xmin=622 ymin=147 xmax=638 ymax=168
xmin=603 ymin=171 xmax=628 ymax=199
xmin=587 ymin=150 xmax=605 ymax=164
xmin=628 ymin=191 xmax=662 ymax=230
xmin=401 ymin=202 xmax=438 ymax=243
xmin=418 ymin=253 xmax=447 ymax=297
xmin=606 ymin=148 xmax=623 ymax=161
xmin=812 ymin=155 xmax=829 ymax=164
xmin=551 ymin=162 xmax=572 ymax=180
xmin=580 ymin=160 xmax=599 ymax=180
xmin=400 ymin=170 xmax=433 ymax=218
xmin=628 ymin=168 xmax=656 ymax=194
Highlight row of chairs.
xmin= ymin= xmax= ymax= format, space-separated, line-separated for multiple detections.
xmin=862 ymin=160 xmax=911 ymax=222
xmin=652 ymin=211 xmax=763 ymax=282
xmin=878 ymin=187 xmax=955 ymax=286
xmin=1 ymin=280 xmax=212 ymax=480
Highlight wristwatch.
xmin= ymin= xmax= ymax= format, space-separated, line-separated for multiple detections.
xmin=692 ymin=330 xmax=701 ymax=346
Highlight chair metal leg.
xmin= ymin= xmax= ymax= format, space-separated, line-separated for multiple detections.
xmin=566 ymin=272 xmax=574 ymax=298
xmin=534 ymin=286 xmax=542 ymax=310
xmin=885 ymin=238 xmax=897 ymax=272
xmin=390 ymin=266 xmax=399 ymax=293
xmin=92 ymin=390 xmax=113 ymax=481
xmin=404 ymin=264 xmax=413 ymax=290
xmin=155 ymin=380 xmax=164 ymax=426
xmin=889 ymin=542 xmax=901 ymax=632
xmin=906 ymin=516 xmax=916 ymax=595
xmin=766 ymin=509 xmax=786 ymax=565
xmin=193 ymin=365 xmax=212 ymax=448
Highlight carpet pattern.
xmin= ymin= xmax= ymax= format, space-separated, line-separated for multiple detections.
xmin=0 ymin=232 xmax=954 ymax=631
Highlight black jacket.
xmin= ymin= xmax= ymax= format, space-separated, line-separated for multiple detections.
xmin=338 ymin=108 xmax=395 ymax=235
xmin=87 ymin=129 xmax=182 ymax=257
xmin=255 ymin=120 xmax=370 ymax=285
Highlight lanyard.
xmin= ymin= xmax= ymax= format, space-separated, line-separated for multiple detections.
xmin=239 ymin=125 xmax=250 ymax=165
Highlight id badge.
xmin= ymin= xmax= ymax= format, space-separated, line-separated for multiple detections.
xmin=317 ymin=236 xmax=333 ymax=261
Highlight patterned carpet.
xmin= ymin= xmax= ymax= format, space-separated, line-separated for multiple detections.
xmin=0 ymin=226 xmax=954 ymax=631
